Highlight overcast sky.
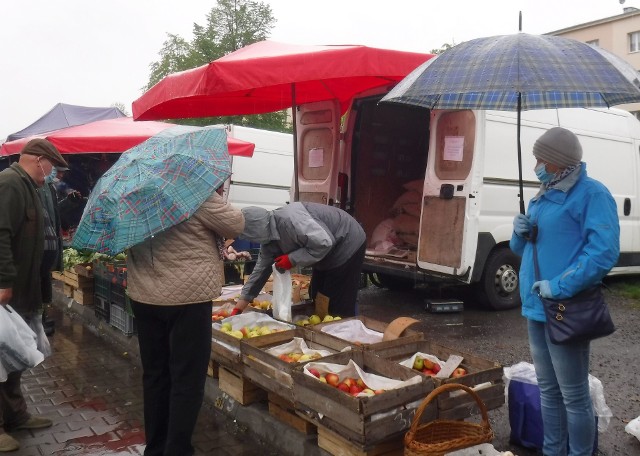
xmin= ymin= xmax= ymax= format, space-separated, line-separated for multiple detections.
xmin=1 ymin=0 xmax=635 ymax=140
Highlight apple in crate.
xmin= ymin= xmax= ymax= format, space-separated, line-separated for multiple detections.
xmin=325 ymin=373 xmax=340 ymax=386
xmin=451 ymin=367 xmax=467 ymax=378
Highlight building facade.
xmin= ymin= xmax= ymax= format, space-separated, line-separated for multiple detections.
xmin=548 ymin=6 xmax=640 ymax=117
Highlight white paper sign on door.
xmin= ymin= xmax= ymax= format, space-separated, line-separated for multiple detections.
xmin=308 ymin=148 xmax=324 ymax=168
xmin=443 ymin=136 xmax=464 ymax=162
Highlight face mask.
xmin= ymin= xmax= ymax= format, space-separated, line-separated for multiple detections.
xmin=44 ymin=167 xmax=57 ymax=184
xmin=534 ymin=163 xmax=555 ymax=184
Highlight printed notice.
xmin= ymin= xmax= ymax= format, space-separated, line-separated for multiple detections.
xmin=308 ymin=148 xmax=324 ymax=168
xmin=443 ymin=136 xmax=464 ymax=162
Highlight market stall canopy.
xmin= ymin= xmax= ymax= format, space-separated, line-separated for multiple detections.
xmin=0 ymin=117 xmax=255 ymax=157
xmin=132 ymin=40 xmax=433 ymax=120
xmin=6 ymin=103 xmax=126 ymax=141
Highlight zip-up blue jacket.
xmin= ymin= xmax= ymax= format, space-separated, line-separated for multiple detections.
xmin=510 ymin=163 xmax=620 ymax=322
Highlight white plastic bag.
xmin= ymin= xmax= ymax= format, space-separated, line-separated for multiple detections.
xmin=0 ymin=306 xmax=45 ymax=381
xmin=27 ymin=314 xmax=52 ymax=358
xmin=625 ymin=415 xmax=640 ymax=441
xmin=271 ymin=264 xmax=292 ymax=322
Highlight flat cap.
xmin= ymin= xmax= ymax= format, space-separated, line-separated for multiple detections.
xmin=21 ymin=138 xmax=69 ymax=169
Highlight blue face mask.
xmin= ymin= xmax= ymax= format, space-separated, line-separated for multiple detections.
xmin=534 ymin=163 xmax=555 ymax=184
xmin=44 ymin=168 xmax=57 ymax=184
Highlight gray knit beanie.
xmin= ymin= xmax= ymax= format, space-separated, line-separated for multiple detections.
xmin=532 ymin=127 xmax=583 ymax=168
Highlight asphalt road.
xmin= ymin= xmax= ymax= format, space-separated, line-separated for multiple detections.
xmin=357 ymin=279 xmax=640 ymax=456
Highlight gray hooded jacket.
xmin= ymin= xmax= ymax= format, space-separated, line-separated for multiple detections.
xmin=239 ymin=202 xmax=365 ymax=301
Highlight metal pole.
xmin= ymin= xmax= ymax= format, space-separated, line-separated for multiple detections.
xmin=291 ymin=84 xmax=300 ymax=202
xmin=517 ymin=93 xmax=526 ymax=214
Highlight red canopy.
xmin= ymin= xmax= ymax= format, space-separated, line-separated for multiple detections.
xmin=132 ymin=40 xmax=433 ymax=120
xmin=0 ymin=117 xmax=255 ymax=157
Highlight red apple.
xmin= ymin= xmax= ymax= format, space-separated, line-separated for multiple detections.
xmin=423 ymin=358 xmax=435 ymax=370
xmin=337 ymin=382 xmax=350 ymax=393
xmin=325 ymin=373 xmax=340 ymax=386
xmin=432 ymin=363 xmax=441 ymax=374
xmin=356 ymin=378 xmax=367 ymax=389
xmin=343 ymin=377 xmax=356 ymax=388
xmin=422 ymin=368 xmax=435 ymax=376
xmin=374 ymin=389 xmax=385 ymax=395
xmin=451 ymin=367 xmax=467 ymax=378
xmin=349 ymin=385 xmax=363 ymax=396
xmin=308 ymin=368 xmax=320 ymax=378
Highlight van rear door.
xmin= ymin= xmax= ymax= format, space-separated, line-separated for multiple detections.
xmin=417 ymin=110 xmax=483 ymax=281
xmin=295 ymin=100 xmax=341 ymax=205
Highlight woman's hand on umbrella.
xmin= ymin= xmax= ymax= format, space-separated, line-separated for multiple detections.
xmin=513 ymin=214 xmax=531 ymax=237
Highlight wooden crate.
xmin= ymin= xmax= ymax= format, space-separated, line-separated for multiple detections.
xmin=310 ymin=316 xmax=423 ymax=351
xmin=371 ymin=340 xmax=505 ymax=420
xmin=51 ymin=271 xmax=65 ymax=281
xmin=218 ymin=366 xmax=267 ymax=405
xmin=63 ymin=283 xmax=74 ymax=298
xmin=207 ymin=359 xmax=220 ymax=378
xmin=291 ymin=351 xmax=435 ymax=447
xmin=317 ymin=425 xmax=403 ymax=456
xmin=73 ymin=263 xmax=94 ymax=278
xmin=72 ymin=288 xmax=94 ymax=305
xmin=241 ymin=327 xmax=356 ymax=401
xmin=62 ymin=270 xmax=94 ymax=289
xmin=268 ymin=393 xmax=316 ymax=435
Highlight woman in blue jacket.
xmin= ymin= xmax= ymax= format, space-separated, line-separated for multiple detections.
xmin=510 ymin=127 xmax=619 ymax=456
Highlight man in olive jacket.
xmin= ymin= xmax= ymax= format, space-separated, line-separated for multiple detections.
xmin=0 ymin=139 xmax=69 ymax=452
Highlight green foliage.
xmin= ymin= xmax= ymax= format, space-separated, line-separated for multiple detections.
xmin=430 ymin=42 xmax=455 ymax=55
xmin=62 ymin=248 xmax=123 ymax=270
xmin=144 ymin=0 xmax=289 ymax=132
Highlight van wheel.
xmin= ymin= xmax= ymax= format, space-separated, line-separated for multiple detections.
xmin=478 ymin=247 xmax=521 ymax=310
xmin=369 ymin=273 xmax=414 ymax=291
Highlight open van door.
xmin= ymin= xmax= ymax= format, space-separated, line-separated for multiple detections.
xmin=295 ymin=100 xmax=342 ymax=205
xmin=417 ymin=110 xmax=483 ymax=281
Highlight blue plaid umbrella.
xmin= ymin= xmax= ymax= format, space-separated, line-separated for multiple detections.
xmin=381 ymin=33 xmax=640 ymax=212
xmin=72 ymin=125 xmax=231 ymax=255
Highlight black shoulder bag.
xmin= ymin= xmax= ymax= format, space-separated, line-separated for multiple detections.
xmin=532 ymin=241 xmax=615 ymax=345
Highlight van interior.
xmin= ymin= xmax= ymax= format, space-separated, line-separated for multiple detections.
xmin=349 ymin=96 xmax=431 ymax=263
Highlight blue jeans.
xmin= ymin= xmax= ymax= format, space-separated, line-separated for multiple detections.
xmin=528 ymin=320 xmax=594 ymax=456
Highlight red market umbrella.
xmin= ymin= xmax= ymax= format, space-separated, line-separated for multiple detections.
xmin=132 ymin=40 xmax=432 ymax=199
xmin=0 ymin=117 xmax=255 ymax=157
xmin=132 ymin=40 xmax=432 ymax=120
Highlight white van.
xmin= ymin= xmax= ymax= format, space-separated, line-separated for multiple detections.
xmin=223 ymin=125 xmax=293 ymax=210
xmin=293 ymin=91 xmax=640 ymax=310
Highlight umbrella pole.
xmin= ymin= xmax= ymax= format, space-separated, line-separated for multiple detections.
xmin=292 ymin=84 xmax=300 ymax=202
xmin=517 ymin=93 xmax=525 ymax=215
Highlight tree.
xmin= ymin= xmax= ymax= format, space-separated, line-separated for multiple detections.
xmin=430 ymin=42 xmax=456 ymax=55
xmin=111 ymin=102 xmax=129 ymax=117
xmin=144 ymin=0 xmax=290 ymax=132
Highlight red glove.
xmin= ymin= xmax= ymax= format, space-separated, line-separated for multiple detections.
xmin=274 ymin=254 xmax=292 ymax=271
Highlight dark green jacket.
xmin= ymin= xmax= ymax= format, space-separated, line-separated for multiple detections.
xmin=0 ymin=163 xmax=44 ymax=314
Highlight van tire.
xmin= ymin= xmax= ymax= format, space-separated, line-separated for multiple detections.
xmin=477 ymin=247 xmax=521 ymax=310
xmin=369 ymin=273 xmax=414 ymax=291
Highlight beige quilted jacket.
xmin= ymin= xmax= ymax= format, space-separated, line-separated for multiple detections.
xmin=126 ymin=193 xmax=244 ymax=306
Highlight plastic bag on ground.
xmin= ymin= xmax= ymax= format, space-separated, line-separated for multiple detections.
xmin=625 ymin=415 xmax=640 ymax=441
xmin=271 ymin=264 xmax=292 ymax=322
xmin=0 ymin=306 xmax=45 ymax=381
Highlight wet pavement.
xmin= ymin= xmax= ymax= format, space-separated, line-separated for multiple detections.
xmin=13 ymin=303 xmax=278 ymax=456
xmin=10 ymin=280 xmax=640 ymax=455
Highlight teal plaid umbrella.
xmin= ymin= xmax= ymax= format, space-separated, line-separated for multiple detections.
xmin=381 ymin=33 xmax=640 ymax=212
xmin=72 ymin=125 xmax=231 ymax=255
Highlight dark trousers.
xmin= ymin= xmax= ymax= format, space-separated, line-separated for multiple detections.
xmin=310 ymin=241 xmax=366 ymax=317
xmin=0 ymin=371 xmax=29 ymax=432
xmin=130 ymin=301 xmax=212 ymax=456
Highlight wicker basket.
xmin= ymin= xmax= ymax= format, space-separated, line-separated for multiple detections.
xmin=404 ymin=383 xmax=494 ymax=456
